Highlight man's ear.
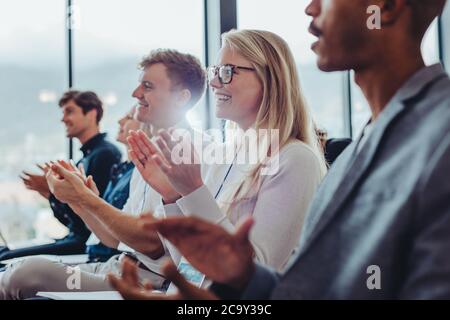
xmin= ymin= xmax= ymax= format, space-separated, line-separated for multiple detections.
xmin=176 ymin=89 xmax=192 ymax=109
xmin=86 ymin=109 xmax=99 ymax=125
xmin=376 ymin=0 xmax=409 ymax=26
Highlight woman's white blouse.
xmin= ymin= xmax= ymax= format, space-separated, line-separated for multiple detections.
xmin=164 ymin=140 xmax=326 ymax=272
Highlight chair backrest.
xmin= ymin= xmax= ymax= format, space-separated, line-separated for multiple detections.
xmin=324 ymin=138 xmax=352 ymax=166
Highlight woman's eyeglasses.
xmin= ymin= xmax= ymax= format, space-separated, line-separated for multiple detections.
xmin=207 ymin=64 xmax=255 ymax=85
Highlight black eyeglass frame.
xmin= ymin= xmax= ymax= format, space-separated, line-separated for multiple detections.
xmin=207 ymin=64 xmax=256 ymax=85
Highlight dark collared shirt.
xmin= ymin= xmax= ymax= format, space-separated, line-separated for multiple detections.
xmin=49 ymin=133 xmax=122 ymax=241
xmin=102 ymin=161 xmax=134 ymax=209
xmin=86 ymin=161 xmax=135 ymax=261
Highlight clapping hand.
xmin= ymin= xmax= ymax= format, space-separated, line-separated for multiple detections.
xmin=45 ymin=161 xmax=96 ymax=204
xmin=21 ymin=163 xmax=52 ymax=199
xmin=108 ymin=257 xmax=219 ymax=300
xmin=127 ymin=130 xmax=181 ymax=203
xmin=144 ymin=216 xmax=256 ymax=291
xmin=150 ymin=129 xmax=204 ymax=197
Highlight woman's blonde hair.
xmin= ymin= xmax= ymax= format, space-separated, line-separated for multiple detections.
xmin=219 ymin=29 xmax=327 ymax=216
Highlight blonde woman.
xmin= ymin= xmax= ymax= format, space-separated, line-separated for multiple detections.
xmin=128 ymin=29 xmax=327 ymax=272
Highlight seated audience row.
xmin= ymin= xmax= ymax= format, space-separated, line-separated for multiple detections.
xmin=1 ymin=0 xmax=449 ymax=300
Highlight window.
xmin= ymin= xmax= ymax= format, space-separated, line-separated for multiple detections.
xmin=350 ymin=80 xmax=371 ymax=137
xmin=72 ymin=0 xmax=206 ymax=157
xmin=422 ymin=19 xmax=440 ymax=66
xmin=0 ymin=0 xmax=206 ymax=246
xmin=237 ymin=0 xmax=346 ymax=138
xmin=0 ymin=0 xmax=69 ymax=245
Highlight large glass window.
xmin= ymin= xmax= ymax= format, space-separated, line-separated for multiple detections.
xmin=350 ymin=80 xmax=371 ymax=138
xmin=0 ymin=0 xmax=69 ymax=246
xmin=72 ymin=0 xmax=206 ymax=156
xmin=422 ymin=19 xmax=440 ymax=66
xmin=237 ymin=0 xmax=346 ymax=138
xmin=0 ymin=0 xmax=206 ymax=247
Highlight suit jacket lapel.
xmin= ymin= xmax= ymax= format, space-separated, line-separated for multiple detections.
xmin=298 ymin=139 xmax=359 ymax=247
xmin=298 ymin=99 xmax=408 ymax=256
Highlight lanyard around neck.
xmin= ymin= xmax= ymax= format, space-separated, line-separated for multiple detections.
xmin=214 ymin=143 xmax=242 ymax=200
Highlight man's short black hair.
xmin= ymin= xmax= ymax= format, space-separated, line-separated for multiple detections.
xmin=58 ymin=90 xmax=104 ymax=124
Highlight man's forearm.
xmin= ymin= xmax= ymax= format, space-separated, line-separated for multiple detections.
xmin=69 ymin=202 xmax=119 ymax=249
xmin=76 ymin=190 xmax=165 ymax=259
